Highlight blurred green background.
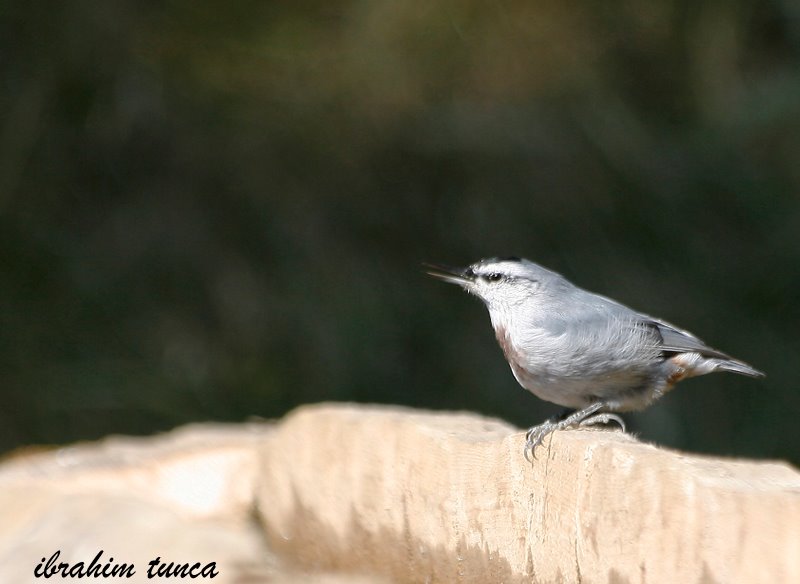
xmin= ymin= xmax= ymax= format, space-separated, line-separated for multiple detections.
xmin=1 ymin=1 xmax=797 ymax=463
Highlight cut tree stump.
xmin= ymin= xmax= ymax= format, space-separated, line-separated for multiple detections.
xmin=0 ymin=402 xmax=798 ymax=583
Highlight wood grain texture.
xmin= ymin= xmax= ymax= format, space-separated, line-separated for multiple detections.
xmin=1 ymin=404 xmax=798 ymax=583
xmin=258 ymin=403 xmax=800 ymax=584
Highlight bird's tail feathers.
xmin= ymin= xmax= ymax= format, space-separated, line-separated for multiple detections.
xmin=714 ymin=359 xmax=765 ymax=378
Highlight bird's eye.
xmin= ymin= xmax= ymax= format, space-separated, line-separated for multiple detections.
xmin=484 ymin=272 xmax=503 ymax=282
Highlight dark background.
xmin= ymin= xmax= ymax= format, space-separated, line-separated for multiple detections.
xmin=1 ymin=1 xmax=797 ymax=463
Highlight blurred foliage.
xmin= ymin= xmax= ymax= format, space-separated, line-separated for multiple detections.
xmin=0 ymin=0 xmax=798 ymax=462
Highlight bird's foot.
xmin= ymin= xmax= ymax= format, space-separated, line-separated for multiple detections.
xmin=580 ymin=412 xmax=626 ymax=432
xmin=523 ymin=403 xmax=626 ymax=462
xmin=524 ymin=419 xmax=562 ymax=462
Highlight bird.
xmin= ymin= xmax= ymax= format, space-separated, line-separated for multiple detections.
xmin=426 ymin=257 xmax=764 ymax=460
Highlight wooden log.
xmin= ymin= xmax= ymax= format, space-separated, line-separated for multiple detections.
xmin=1 ymin=404 xmax=798 ymax=583
xmin=0 ymin=425 xmax=279 ymax=584
xmin=258 ymin=403 xmax=800 ymax=583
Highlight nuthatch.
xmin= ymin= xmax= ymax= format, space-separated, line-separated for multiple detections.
xmin=427 ymin=257 xmax=763 ymax=460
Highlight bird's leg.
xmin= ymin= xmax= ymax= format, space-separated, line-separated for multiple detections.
xmin=524 ymin=402 xmax=625 ymax=461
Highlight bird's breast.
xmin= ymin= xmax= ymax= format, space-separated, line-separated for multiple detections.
xmin=494 ymin=325 xmax=539 ymax=385
xmin=492 ymin=324 xmax=664 ymax=410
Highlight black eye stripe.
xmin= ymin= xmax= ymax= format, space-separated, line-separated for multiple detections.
xmin=484 ymin=272 xmax=503 ymax=282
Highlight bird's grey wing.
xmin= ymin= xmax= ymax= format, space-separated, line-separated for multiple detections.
xmin=645 ymin=318 xmax=733 ymax=360
xmin=570 ymin=290 xmax=733 ymax=359
xmin=543 ymin=289 xmax=762 ymax=377
xmin=539 ymin=292 xmax=665 ymax=361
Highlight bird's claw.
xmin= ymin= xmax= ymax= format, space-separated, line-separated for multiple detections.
xmin=523 ymin=411 xmax=627 ymax=462
xmin=524 ymin=421 xmax=556 ymax=462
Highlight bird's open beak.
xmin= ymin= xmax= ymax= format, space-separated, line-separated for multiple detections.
xmin=423 ymin=263 xmax=473 ymax=286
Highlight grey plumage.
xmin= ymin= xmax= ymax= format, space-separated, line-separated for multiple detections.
xmin=427 ymin=257 xmax=763 ymax=459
